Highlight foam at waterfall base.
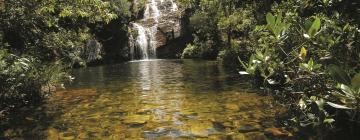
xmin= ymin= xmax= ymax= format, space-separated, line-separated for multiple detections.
xmin=128 ymin=59 xmax=165 ymax=63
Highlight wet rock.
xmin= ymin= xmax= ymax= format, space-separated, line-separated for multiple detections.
xmin=208 ymin=134 xmax=229 ymax=139
xmin=187 ymin=120 xmax=214 ymax=137
xmin=84 ymin=39 xmax=102 ymax=62
xmin=221 ymin=121 xmax=236 ymax=129
xmin=244 ymin=132 xmax=268 ymax=140
xmin=144 ymin=127 xmax=183 ymax=138
xmin=212 ymin=121 xmax=226 ymax=132
xmin=126 ymin=128 xmax=143 ymax=138
xmin=129 ymin=123 xmax=146 ymax=128
xmin=238 ymin=124 xmax=261 ymax=133
xmin=231 ymin=133 xmax=246 ymax=140
xmin=264 ymin=127 xmax=292 ymax=138
xmin=77 ymin=132 xmax=88 ymax=139
xmin=47 ymin=128 xmax=60 ymax=139
xmin=62 ymin=136 xmax=75 ymax=140
xmin=225 ymin=104 xmax=240 ymax=110
xmin=123 ymin=114 xmax=150 ymax=125
xmin=144 ymin=127 xmax=170 ymax=137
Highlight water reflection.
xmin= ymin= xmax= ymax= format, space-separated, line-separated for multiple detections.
xmin=1 ymin=59 xmax=284 ymax=139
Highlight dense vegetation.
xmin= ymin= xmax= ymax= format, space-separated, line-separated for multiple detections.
xmin=1 ymin=0 xmax=360 ymax=139
xmin=178 ymin=0 xmax=360 ymax=139
xmin=0 ymin=0 xmax=149 ymax=118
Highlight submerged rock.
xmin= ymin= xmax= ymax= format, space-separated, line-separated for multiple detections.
xmin=186 ymin=120 xmax=214 ymax=137
xmin=47 ymin=128 xmax=60 ymax=140
xmin=264 ymin=127 xmax=292 ymax=138
xmin=144 ymin=127 xmax=184 ymax=138
xmin=123 ymin=114 xmax=150 ymax=125
xmin=244 ymin=132 xmax=268 ymax=140
xmin=238 ymin=124 xmax=261 ymax=133
xmin=225 ymin=104 xmax=240 ymax=111
xmin=212 ymin=121 xmax=226 ymax=132
xmin=231 ymin=133 xmax=246 ymax=140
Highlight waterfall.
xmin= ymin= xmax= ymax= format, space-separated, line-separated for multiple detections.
xmin=170 ymin=0 xmax=178 ymax=11
xmin=130 ymin=0 xmax=178 ymax=60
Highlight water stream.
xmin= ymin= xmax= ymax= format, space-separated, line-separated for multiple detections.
xmin=1 ymin=60 xmax=285 ymax=139
xmin=130 ymin=0 xmax=178 ymax=60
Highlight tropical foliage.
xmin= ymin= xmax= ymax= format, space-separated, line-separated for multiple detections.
xmin=0 ymin=0 xmax=137 ymax=117
xmin=179 ymin=0 xmax=360 ymax=138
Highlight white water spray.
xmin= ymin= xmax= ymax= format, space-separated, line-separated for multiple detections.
xmin=130 ymin=0 xmax=178 ymax=60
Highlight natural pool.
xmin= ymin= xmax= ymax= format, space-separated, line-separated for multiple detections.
xmin=2 ymin=59 xmax=285 ymax=139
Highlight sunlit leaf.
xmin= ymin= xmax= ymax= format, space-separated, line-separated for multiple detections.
xmin=299 ymin=99 xmax=306 ymax=110
xmin=239 ymin=71 xmax=249 ymax=75
xmin=308 ymin=18 xmax=321 ymax=37
xmin=266 ymin=13 xmax=275 ymax=26
xmin=339 ymin=84 xmax=355 ymax=98
xmin=327 ymin=102 xmax=352 ymax=109
xmin=323 ymin=118 xmax=335 ymax=124
xmin=299 ymin=47 xmax=307 ymax=60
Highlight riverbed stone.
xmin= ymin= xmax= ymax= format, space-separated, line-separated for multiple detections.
xmin=264 ymin=127 xmax=292 ymax=138
xmin=244 ymin=132 xmax=268 ymax=140
xmin=47 ymin=128 xmax=60 ymax=139
xmin=123 ymin=114 xmax=150 ymax=125
xmin=231 ymin=133 xmax=246 ymax=140
xmin=186 ymin=120 xmax=214 ymax=137
xmin=225 ymin=104 xmax=240 ymax=110
xmin=238 ymin=124 xmax=261 ymax=133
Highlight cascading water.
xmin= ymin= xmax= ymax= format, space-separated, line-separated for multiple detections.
xmin=170 ymin=0 xmax=178 ymax=11
xmin=130 ymin=0 xmax=178 ymax=60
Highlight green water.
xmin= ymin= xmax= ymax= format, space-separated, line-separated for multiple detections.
xmin=2 ymin=59 xmax=283 ymax=139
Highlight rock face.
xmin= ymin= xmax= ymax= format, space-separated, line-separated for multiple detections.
xmin=155 ymin=10 xmax=182 ymax=48
xmin=156 ymin=9 xmax=192 ymax=58
xmin=129 ymin=0 xmax=189 ymax=59
xmin=84 ymin=39 xmax=102 ymax=62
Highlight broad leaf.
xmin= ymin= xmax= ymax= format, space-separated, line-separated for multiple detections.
xmin=327 ymin=102 xmax=352 ymax=109
xmin=266 ymin=13 xmax=275 ymax=26
xmin=275 ymin=14 xmax=283 ymax=26
xmin=304 ymin=19 xmax=313 ymax=31
xmin=323 ymin=118 xmax=335 ymax=124
xmin=339 ymin=84 xmax=355 ymax=98
xmin=299 ymin=47 xmax=307 ymax=59
xmin=308 ymin=18 xmax=321 ymax=37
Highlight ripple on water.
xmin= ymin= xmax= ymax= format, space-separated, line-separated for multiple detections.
xmin=2 ymin=60 xmax=285 ymax=139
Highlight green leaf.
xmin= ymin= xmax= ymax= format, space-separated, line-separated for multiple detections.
xmin=351 ymin=73 xmax=360 ymax=89
xmin=327 ymin=102 xmax=352 ymax=109
xmin=308 ymin=18 xmax=321 ymax=37
xmin=327 ymin=65 xmax=351 ymax=85
xmin=343 ymin=23 xmax=349 ymax=31
xmin=308 ymin=58 xmax=314 ymax=67
xmin=275 ymin=14 xmax=283 ymax=26
xmin=323 ymin=118 xmax=335 ymax=124
xmin=299 ymin=47 xmax=307 ymax=59
xmin=304 ymin=19 xmax=313 ymax=31
xmin=315 ymin=98 xmax=325 ymax=111
xmin=339 ymin=84 xmax=355 ymax=98
xmin=266 ymin=13 xmax=275 ymax=26
xmin=238 ymin=56 xmax=248 ymax=70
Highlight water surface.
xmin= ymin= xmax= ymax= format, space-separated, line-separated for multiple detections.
xmin=2 ymin=59 xmax=283 ymax=139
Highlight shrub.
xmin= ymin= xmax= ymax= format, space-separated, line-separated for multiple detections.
xmin=0 ymin=49 xmax=67 ymax=114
